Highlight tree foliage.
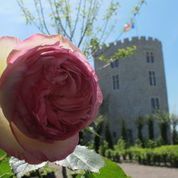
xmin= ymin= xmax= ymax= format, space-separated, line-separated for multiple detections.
xmin=17 ymin=0 xmax=119 ymax=51
xmin=135 ymin=116 xmax=145 ymax=142
xmin=154 ymin=111 xmax=170 ymax=144
xmin=17 ymin=0 xmax=138 ymax=61
xmin=121 ymin=120 xmax=127 ymax=142
xmin=146 ymin=115 xmax=155 ymax=140
xmin=170 ymin=114 xmax=178 ymax=144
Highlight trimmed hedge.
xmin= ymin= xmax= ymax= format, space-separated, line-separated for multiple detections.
xmin=126 ymin=145 xmax=178 ymax=167
xmin=103 ymin=145 xmax=178 ymax=167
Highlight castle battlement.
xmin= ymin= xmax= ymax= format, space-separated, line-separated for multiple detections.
xmin=96 ymin=36 xmax=161 ymax=57
xmin=107 ymin=36 xmax=161 ymax=48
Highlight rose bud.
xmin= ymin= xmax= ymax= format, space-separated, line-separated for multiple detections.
xmin=0 ymin=34 xmax=103 ymax=164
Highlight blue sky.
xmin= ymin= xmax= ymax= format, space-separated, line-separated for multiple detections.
xmin=0 ymin=0 xmax=177 ymax=115
xmin=118 ymin=0 xmax=178 ymax=115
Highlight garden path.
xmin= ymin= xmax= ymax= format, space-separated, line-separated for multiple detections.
xmin=120 ymin=163 xmax=178 ymax=178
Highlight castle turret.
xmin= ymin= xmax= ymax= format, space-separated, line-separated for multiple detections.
xmin=94 ymin=36 xmax=169 ymax=143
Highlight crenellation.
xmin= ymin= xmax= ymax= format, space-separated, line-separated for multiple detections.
xmin=116 ymin=40 xmax=123 ymax=46
xmin=96 ymin=37 xmax=162 ymax=52
xmin=154 ymin=38 xmax=160 ymax=43
xmin=113 ymin=41 xmax=117 ymax=46
xmin=124 ymin=38 xmax=130 ymax=43
xmin=140 ymin=36 xmax=146 ymax=41
xmin=95 ymin=36 xmax=163 ymax=61
xmin=131 ymin=37 xmax=139 ymax=43
xmin=148 ymin=37 xmax=153 ymax=41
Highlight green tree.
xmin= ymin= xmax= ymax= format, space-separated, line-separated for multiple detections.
xmin=17 ymin=0 xmax=119 ymax=52
xmin=105 ymin=123 xmax=113 ymax=149
xmin=114 ymin=137 xmax=126 ymax=152
xmin=16 ymin=0 xmax=144 ymax=61
xmin=154 ymin=111 xmax=170 ymax=144
xmin=93 ymin=115 xmax=105 ymax=152
xmin=146 ymin=115 xmax=154 ymax=140
xmin=135 ymin=116 xmax=145 ymax=142
xmin=170 ymin=114 xmax=178 ymax=144
xmin=121 ymin=120 xmax=127 ymax=142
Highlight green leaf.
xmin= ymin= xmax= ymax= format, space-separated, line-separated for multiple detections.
xmin=56 ymin=145 xmax=104 ymax=173
xmin=85 ymin=127 xmax=100 ymax=137
xmin=0 ymin=149 xmax=7 ymax=160
xmin=0 ymin=173 xmax=13 ymax=178
xmin=78 ymin=159 xmax=130 ymax=178
xmin=0 ymin=157 xmax=13 ymax=178
xmin=98 ymin=46 xmax=137 ymax=63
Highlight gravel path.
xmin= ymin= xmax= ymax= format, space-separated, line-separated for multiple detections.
xmin=120 ymin=163 xmax=178 ymax=178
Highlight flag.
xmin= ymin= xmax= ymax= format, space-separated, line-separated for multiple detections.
xmin=131 ymin=19 xmax=135 ymax=29
xmin=123 ymin=21 xmax=135 ymax=32
xmin=123 ymin=23 xmax=131 ymax=32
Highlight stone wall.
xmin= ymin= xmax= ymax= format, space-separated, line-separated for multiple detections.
xmin=94 ymin=36 xmax=169 ymax=143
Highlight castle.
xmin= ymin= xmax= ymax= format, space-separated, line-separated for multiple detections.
xmin=94 ymin=36 xmax=169 ymax=143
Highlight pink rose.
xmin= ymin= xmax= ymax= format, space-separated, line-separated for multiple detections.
xmin=0 ymin=34 xmax=102 ymax=164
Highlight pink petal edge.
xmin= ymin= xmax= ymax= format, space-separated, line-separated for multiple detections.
xmin=0 ymin=36 xmax=21 ymax=75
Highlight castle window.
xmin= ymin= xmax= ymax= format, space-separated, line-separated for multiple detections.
xmin=149 ymin=71 xmax=156 ymax=86
xmin=150 ymin=52 xmax=154 ymax=63
xmin=115 ymin=60 xmax=119 ymax=67
xmin=110 ymin=62 xmax=114 ymax=68
xmin=151 ymin=97 xmax=160 ymax=111
xmin=113 ymin=131 xmax=117 ymax=138
xmin=146 ymin=52 xmax=150 ymax=63
xmin=146 ymin=52 xmax=154 ymax=63
xmin=112 ymin=75 xmax=119 ymax=90
xmin=110 ymin=60 xmax=119 ymax=68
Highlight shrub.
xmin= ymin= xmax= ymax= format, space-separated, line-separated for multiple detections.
xmin=126 ymin=145 xmax=178 ymax=167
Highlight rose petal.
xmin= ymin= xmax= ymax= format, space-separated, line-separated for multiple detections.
xmin=0 ymin=108 xmax=36 ymax=162
xmin=0 ymin=108 xmax=78 ymax=164
xmin=0 ymin=36 xmax=21 ymax=75
xmin=7 ymin=34 xmax=81 ymax=64
xmin=21 ymin=34 xmax=80 ymax=52
xmin=10 ymin=122 xmax=79 ymax=164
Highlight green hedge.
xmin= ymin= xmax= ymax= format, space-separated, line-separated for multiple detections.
xmin=103 ymin=145 xmax=178 ymax=168
xmin=126 ymin=145 xmax=178 ymax=167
